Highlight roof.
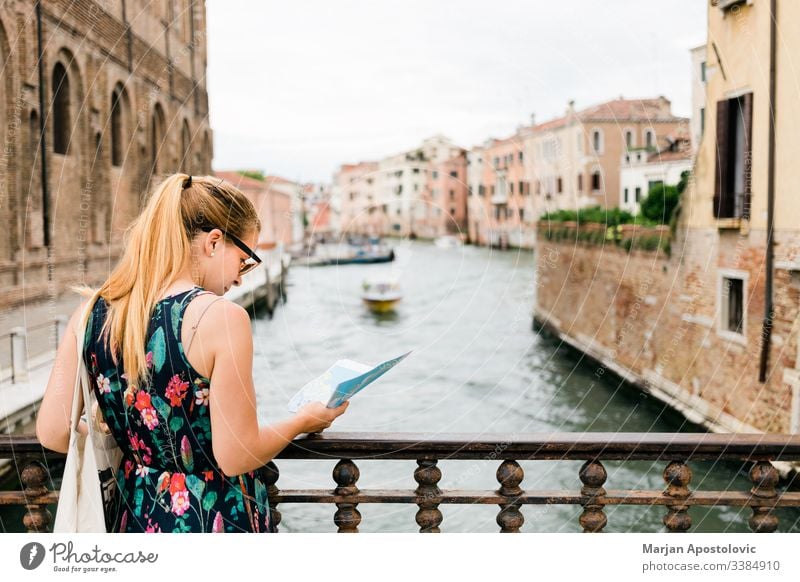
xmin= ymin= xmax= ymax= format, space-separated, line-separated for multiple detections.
xmin=525 ymin=97 xmax=687 ymax=137
xmin=214 ymin=171 xmax=269 ymax=191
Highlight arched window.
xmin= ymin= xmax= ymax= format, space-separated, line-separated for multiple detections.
xmin=150 ymin=104 xmax=166 ymax=174
xmin=110 ymin=86 xmax=124 ymax=166
xmin=591 ymin=170 xmax=602 ymax=191
xmin=592 ymin=129 xmax=603 ymax=154
xmin=52 ymin=63 xmax=71 ymax=154
xmin=625 ymin=129 xmax=634 ymax=149
xmin=645 ymin=129 xmax=655 ymax=149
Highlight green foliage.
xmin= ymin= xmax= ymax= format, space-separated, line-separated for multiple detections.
xmin=239 ymin=170 xmax=265 ymax=181
xmin=639 ymin=181 xmax=682 ymax=225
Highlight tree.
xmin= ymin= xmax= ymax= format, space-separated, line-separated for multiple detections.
xmin=640 ymin=182 xmax=680 ymax=224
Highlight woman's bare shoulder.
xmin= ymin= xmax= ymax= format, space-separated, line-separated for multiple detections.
xmin=184 ymin=294 xmax=251 ymax=341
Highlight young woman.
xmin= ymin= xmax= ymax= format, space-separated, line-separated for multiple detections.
xmin=37 ymin=173 xmax=348 ymax=533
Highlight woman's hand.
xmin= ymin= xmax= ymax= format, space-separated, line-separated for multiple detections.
xmin=296 ymin=401 xmax=349 ymax=434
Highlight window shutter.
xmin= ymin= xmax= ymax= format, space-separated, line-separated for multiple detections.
xmin=714 ymin=98 xmax=731 ymax=218
xmin=742 ymin=92 xmax=754 ymax=220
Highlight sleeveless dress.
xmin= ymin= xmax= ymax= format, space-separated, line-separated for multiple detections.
xmin=82 ymin=286 xmax=276 ymax=533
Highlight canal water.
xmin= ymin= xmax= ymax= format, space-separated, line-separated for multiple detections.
xmin=2 ymin=239 xmax=798 ymax=533
xmin=253 ymin=239 xmax=799 ymax=533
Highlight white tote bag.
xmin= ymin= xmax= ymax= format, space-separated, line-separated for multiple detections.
xmin=54 ymin=291 xmax=123 ymax=533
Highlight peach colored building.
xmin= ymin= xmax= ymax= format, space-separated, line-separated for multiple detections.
xmin=333 ymin=161 xmax=380 ymax=236
xmin=523 ymin=97 xmax=689 ymax=219
xmin=419 ymin=149 xmax=469 ymax=239
xmin=214 ymin=171 xmax=294 ymax=248
xmin=468 ymin=133 xmax=532 ymax=248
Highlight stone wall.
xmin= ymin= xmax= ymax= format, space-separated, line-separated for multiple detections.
xmin=533 ymin=223 xmax=800 ymax=434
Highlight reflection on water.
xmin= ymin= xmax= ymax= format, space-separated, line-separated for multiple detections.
xmin=252 ymin=240 xmax=800 ymax=533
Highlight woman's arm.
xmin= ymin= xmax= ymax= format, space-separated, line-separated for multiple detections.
xmin=206 ymin=302 xmax=347 ymax=477
xmin=36 ymin=300 xmax=90 ymax=453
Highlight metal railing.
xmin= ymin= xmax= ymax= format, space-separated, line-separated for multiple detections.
xmin=1 ymin=432 xmax=799 ymax=533
xmin=0 ymin=317 xmax=67 ymax=384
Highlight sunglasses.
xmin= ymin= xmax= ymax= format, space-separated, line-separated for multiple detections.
xmin=199 ymin=226 xmax=262 ymax=276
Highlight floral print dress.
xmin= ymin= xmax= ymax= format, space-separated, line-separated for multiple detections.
xmin=83 ymin=286 xmax=275 ymax=533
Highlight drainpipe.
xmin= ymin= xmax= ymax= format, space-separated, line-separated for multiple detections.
xmin=758 ymin=0 xmax=778 ymax=383
xmin=35 ymin=1 xmax=50 ymax=253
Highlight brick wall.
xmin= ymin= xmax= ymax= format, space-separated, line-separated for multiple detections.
xmin=0 ymin=0 xmax=212 ymax=310
xmin=534 ymin=226 xmax=799 ymax=434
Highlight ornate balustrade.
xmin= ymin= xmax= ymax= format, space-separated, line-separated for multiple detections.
xmin=2 ymin=432 xmax=799 ymax=533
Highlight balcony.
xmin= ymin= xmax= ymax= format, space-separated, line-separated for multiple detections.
xmin=2 ymin=432 xmax=800 ymax=532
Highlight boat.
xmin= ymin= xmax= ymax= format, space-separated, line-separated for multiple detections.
xmin=434 ymin=235 xmax=463 ymax=248
xmin=361 ymin=277 xmax=402 ymax=313
xmin=295 ymin=238 xmax=395 ymax=267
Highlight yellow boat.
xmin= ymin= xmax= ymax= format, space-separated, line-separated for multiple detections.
xmin=361 ymin=278 xmax=402 ymax=313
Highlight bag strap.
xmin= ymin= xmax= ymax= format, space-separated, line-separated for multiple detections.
xmin=186 ymin=293 xmax=225 ymax=354
xmin=69 ymin=290 xmax=104 ymax=434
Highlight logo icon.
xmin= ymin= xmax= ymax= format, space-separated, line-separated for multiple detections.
xmin=20 ymin=542 xmax=46 ymax=570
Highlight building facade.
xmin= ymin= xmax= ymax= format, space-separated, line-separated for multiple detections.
xmin=535 ymin=0 xmax=800 ymax=438
xmin=0 ymin=0 xmax=213 ymax=309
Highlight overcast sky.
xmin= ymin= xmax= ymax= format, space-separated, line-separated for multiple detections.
xmin=206 ymin=1 xmax=707 ymax=183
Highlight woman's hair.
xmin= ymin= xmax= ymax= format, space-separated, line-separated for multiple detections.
xmin=72 ymin=173 xmax=262 ymax=391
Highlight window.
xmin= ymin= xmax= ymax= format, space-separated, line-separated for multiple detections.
xmin=493 ymin=157 xmax=499 ymax=167
xmin=432 ymin=170 xmax=438 ymax=179
xmin=714 ymin=93 xmax=753 ymax=219
xmin=592 ymin=129 xmax=603 ymax=154
xmin=150 ymin=104 xmax=166 ymax=174
xmin=536 ymin=180 xmax=541 ymax=195
xmin=557 ymin=177 xmax=563 ymax=193
xmin=110 ymin=87 xmax=125 ymax=166
xmin=449 ymin=189 xmax=454 ymax=200
xmin=577 ymin=174 xmax=583 ymax=192
xmin=591 ymin=171 xmax=601 ymax=191
xmin=519 ymin=208 xmax=524 ymax=221
xmin=624 ymin=188 xmax=629 ymax=204
xmin=478 ymin=184 xmax=485 ymax=197
xmin=450 ymin=207 xmax=455 ymax=215
xmin=349 ymin=192 xmax=355 ymax=200
xmin=645 ymin=129 xmax=655 ymax=149
xmin=52 ymin=63 xmax=71 ymax=155
xmin=509 ymin=183 xmax=514 ymax=194
xmin=518 ymin=151 xmax=523 ymax=163
xmin=449 ymin=170 xmax=458 ymax=178
xmin=635 ymin=187 xmax=642 ymax=202
xmin=412 ymin=168 xmax=420 ymax=174
xmin=625 ymin=130 xmax=633 ymax=149
xmin=518 ymin=181 xmax=524 ymax=195
xmin=721 ymin=275 xmax=745 ymax=336
xmin=700 ymin=107 xmax=706 ymax=135
xmin=648 ymin=180 xmax=664 ymax=197
xmin=700 ymin=61 xmax=707 ymax=83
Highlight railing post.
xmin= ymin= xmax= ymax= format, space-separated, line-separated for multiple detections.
xmin=263 ymin=461 xmax=281 ymax=532
xmin=21 ymin=460 xmax=52 ymax=533
xmin=496 ymin=459 xmax=524 ymax=533
xmin=414 ymin=459 xmax=442 ymax=533
xmin=10 ymin=326 xmax=28 ymax=383
xmin=748 ymin=461 xmax=779 ymax=532
xmin=578 ymin=459 xmax=607 ymax=533
xmin=333 ymin=459 xmax=361 ymax=533
xmin=663 ymin=460 xmax=692 ymax=532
